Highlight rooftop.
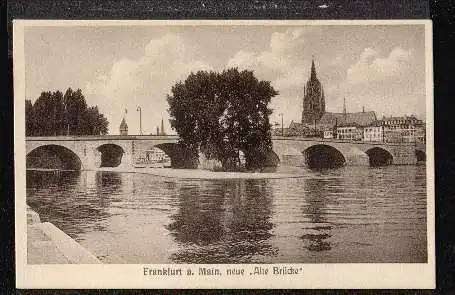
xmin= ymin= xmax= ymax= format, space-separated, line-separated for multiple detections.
xmin=319 ymin=111 xmax=377 ymax=127
xmin=381 ymin=115 xmax=423 ymax=121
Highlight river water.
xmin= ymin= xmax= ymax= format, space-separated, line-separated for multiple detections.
xmin=26 ymin=165 xmax=427 ymax=263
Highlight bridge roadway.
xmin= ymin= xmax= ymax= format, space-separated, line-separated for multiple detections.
xmin=25 ymin=135 xmax=426 ymax=170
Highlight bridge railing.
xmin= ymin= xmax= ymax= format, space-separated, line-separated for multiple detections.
xmin=271 ymin=136 xmax=420 ymax=146
xmin=25 ymin=135 xmax=180 ymax=141
xmin=25 ymin=135 xmax=424 ymax=149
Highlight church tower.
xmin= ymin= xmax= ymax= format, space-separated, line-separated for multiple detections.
xmin=302 ymin=59 xmax=326 ymax=124
xmin=119 ymin=117 xmax=128 ymax=136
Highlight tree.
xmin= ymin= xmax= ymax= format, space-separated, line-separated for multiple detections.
xmin=64 ymin=88 xmax=87 ymax=135
xmin=26 ymin=88 xmax=109 ymax=136
xmin=32 ymin=91 xmax=57 ymax=136
xmin=82 ymin=106 xmax=109 ymax=135
xmin=25 ymin=99 xmax=34 ymax=136
xmin=167 ymin=68 xmax=278 ymax=171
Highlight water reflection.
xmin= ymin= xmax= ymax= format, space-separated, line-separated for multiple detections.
xmin=300 ymin=177 xmax=341 ymax=252
xmin=166 ymin=182 xmax=226 ymax=245
xmin=96 ymin=171 xmax=123 ymax=195
xmin=168 ymin=179 xmax=278 ymax=263
xmin=223 ymin=180 xmax=278 ymax=262
xmin=26 ymin=171 xmax=119 ymax=239
xmin=26 ymin=165 xmax=427 ymax=263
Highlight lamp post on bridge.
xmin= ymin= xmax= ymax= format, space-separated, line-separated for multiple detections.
xmin=137 ymin=106 xmax=143 ymax=135
xmin=279 ymin=113 xmax=284 ymax=136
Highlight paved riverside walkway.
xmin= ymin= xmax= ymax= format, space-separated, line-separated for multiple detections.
xmin=27 ymin=206 xmax=101 ymax=264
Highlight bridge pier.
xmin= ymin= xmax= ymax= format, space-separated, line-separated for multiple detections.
xmin=343 ymin=148 xmax=369 ymax=166
xmin=388 ymin=145 xmax=418 ymax=165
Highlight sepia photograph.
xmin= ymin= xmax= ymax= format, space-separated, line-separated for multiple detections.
xmin=14 ymin=20 xmax=434 ymax=288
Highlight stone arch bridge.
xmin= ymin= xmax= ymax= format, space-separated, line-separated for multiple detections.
xmin=272 ymin=136 xmax=426 ymax=168
xmin=25 ymin=135 xmax=426 ymax=170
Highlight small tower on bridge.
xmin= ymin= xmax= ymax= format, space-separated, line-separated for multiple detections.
xmin=120 ymin=117 xmax=128 ymax=136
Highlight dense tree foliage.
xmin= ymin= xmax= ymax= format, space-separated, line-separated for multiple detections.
xmin=26 ymin=88 xmax=109 ymax=136
xmin=167 ymin=68 xmax=278 ymax=170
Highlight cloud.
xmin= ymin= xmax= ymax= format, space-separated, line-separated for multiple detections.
xmin=270 ymin=28 xmax=305 ymax=52
xmin=81 ymin=29 xmax=425 ymax=134
xmin=85 ymin=29 xmax=310 ymax=134
xmin=84 ymin=33 xmax=212 ymax=135
xmin=332 ymin=46 xmax=425 ymax=118
xmin=227 ymin=28 xmax=309 ymax=125
xmin=227 ymin=28 xmax=307 ymax=83
xmin=345 ymin=46 xmax=414 ymax=85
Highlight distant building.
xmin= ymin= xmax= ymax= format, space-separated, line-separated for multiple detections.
xmin=336 ymin=123 xmax=363 ymax=141
xmin=415 ymin=123 xmax=426 ymax=143
xmin=363 ymin=121 xmax=384 ymax=142
xmin=319 ymin=109 xmax=377 ymax=128
xmin=119 ymin=117 xmax=128 ymax=136
xmin=381 ymin=115 xmax=425 ymax=143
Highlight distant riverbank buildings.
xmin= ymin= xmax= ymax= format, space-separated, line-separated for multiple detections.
xmin=273 ymin=59 xmax=425 ymax=143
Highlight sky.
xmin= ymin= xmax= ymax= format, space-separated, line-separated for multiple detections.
xmin=24 ymin=23 xmax=427 ymax=135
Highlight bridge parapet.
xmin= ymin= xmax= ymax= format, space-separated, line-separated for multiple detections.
xmin=272 ymin=136 xmax=420 ymax=147
xmin=26 ymin=135 xmax=179 ymax=142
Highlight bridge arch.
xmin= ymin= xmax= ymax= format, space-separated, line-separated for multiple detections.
xmin=365 ymin=147 xmax=393 ymax=167
xmin=26 ymin=144 xmax=82 ymax=170
xmin=303 ymin=144 xmax=346 ymax=169
xmin=415 ymin=149 xmax=426 ymax=163
xmin=152 ymin=143 xmax=198 ymax=168
xmin=243 ymin=147 xmax=280 ymax=170
xmin=96 ymin=144 xmax=124 ymax=168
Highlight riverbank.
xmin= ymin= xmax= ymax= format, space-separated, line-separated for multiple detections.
xmin=94 ymin=167 xmax=307 ymax=179
xmin=27 ymin=206 xmax=101 ymax=264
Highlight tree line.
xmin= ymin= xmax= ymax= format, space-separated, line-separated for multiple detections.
xmin=26 ymin=88 xmax=109 ymax=136
xmin=167 ymin=68 xmax=278 ymax=171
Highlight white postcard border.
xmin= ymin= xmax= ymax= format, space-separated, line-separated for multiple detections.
xmin=14 ymin=19 xmax=435 ymax=289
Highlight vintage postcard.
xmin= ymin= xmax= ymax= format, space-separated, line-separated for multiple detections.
xmin=14 ymin=19 xmax=434 ymax=289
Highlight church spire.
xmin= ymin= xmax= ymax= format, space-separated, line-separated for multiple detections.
xmin=302 ymin=56 xmax=325 ymax=125
xmin=343 ymin=97 xmax=347 ymax=122
xmin=310 ymin=57 xmax=317 ymax=80
xmin=343 ymin=97 xmax=346 ymax=114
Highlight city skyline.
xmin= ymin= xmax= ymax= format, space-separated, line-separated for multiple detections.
xmin=25 ymin=24 xmax=427 ymax=135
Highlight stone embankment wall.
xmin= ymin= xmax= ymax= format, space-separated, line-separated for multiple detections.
xmin=27 ymin=206 xmax=101 ymax=264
